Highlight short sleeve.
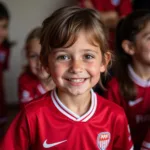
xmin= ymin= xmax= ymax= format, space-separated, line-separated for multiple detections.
xmin=113 ymin=111 xmax=133 ymax=150
xmin=0 ymin=110 xmax=31 ymax=150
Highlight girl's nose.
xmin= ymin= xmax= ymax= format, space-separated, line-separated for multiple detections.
xmin=69 ymin=59 xmax=83 ymax=73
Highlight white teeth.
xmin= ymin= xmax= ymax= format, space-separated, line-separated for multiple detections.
xmin=68 ymin=79 xmax=84 ymax=82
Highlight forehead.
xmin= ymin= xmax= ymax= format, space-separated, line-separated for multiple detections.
xmin=55 ymin=31 xmax=100 ymax=53
xmin=137 ymin=21 xmax=150 ymax=38
xmin=28 ymin=38 xmax=41 ymax=53
xmin=63 ymin=30 xmax=100 ymax=49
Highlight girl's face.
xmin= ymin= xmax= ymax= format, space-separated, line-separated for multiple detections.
xmin=0 ymin=19 xmax=8 ymax=44
xmin=46 ymin=31 xmax=108 ymax=97
xmin=133 ymin=21 xmax=150 ymax=65
xmin=27 ymin=38 xmax=49 ymax=80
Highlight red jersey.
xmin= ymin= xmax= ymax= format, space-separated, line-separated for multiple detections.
xmin=0 ymin=89 xmax=133 ymax=150
xmin=79 ymin=0 xmax=132 ymax=17
xmin=141 ymin=129 xmax=150 ymax=150
xmin=105 ymin=65 xmax=150 ymax=146
xmin=0 ymin=44 xmax=10 ymax=124
xmin=18 ymin=71 xmax=46 ymax=105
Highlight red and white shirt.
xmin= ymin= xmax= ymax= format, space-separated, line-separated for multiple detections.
xmin=0 ymin=89 xmax=133 ymax=150
xmin=18 ymin=71 xmax=46 ymax=105
xmin=0 ymin=44 xmax=10 ymax=124
xmin=105 ymin=65 xmax=150 ymax=146
xmin=141 ymin=129 xmax=150 ymax=150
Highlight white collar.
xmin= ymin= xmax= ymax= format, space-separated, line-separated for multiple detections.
xmin=51 ymin=89 xmax=97 ymax=122
xmin=128 ymin=65 xmax=150 ymax=87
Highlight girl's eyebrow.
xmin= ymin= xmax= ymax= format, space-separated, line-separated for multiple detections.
xmin=53 ymin=48 xmax=99 ymax=54
xmin=142 ymin=32 xmax=150 ymax=38
xmin=82 ymin=49 xmax=99 ymax=54
xmin=52 ymin=49 xmax=67 ymax=54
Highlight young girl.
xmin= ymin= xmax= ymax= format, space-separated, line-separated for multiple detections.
xmin=0 ymin=2 xmax=13 ymax=138
xmin=0 ymin=6 xmax=133 ymax=150
xmin=105 ymin=10 xmax=150 ymax=149
xmin=18 ymin=27 xmax=55 ymax=106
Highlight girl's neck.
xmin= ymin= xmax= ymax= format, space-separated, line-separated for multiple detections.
xmin=132 ymin=59 xmax=150 ymax=80
xmin=57 ymin=89 xmax=91 ymax=116
xmin=40 ymin=78 xmax=55 ymax=91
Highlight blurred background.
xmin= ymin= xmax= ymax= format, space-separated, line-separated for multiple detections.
xmin=3 ymin=0 xmax=76 ymax=105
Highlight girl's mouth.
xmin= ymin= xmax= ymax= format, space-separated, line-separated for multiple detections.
xmin=65 ymin=78 xmax=87 ymax=85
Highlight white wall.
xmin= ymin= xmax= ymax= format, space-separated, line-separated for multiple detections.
xmin=2 ymin=0 xmax=76 ymax=104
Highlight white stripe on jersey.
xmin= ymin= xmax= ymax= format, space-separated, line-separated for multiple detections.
xmin=128 ymin=65 xmax=150 ymax=87
xmin=142 ymin=141 xmax=150 ymax=149
xmin=53 ymin=90 xmax=80 ymax=119
xmin=51 ymin=89 xmax=97 ymax=122
xmin=130 ymin=146 xmax=134 ymax=150
xmin=51 ymin=91 xmax=77 ymax=121
xmin=77 ymin=89 xmax=96 ymax=121
xmin=82 ymin=93 xmax=97 ymax=122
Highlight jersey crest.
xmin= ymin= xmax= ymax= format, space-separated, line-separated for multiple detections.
xmin=97 ymin=132 xmax=111 ymax=150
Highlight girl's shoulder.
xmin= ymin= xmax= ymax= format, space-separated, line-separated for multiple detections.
xmin=23 ymin=91 xmax=52 ymax=114
xmin=19 ymin=70 xmax=38 ymax=84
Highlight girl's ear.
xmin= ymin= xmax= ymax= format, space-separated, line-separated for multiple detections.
xmin=122 ymin=40 xmax=135 ymax=55
xmin=100 ymin=52 xmax=111 ymax=73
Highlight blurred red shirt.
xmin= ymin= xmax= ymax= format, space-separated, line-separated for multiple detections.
xmin=104 ymin=65 xmax=150 ymax=146
xmin=18 ymin=71 xmax=47 ymax=107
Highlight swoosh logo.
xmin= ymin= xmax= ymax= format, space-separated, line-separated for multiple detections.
xmin=43 ymin=139 xmax=67 ymax=148
xmin=128 ymin=97 xmax=143 ymax=106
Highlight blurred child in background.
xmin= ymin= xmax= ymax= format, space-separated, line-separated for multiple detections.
xmin=105 ymin=10 xmax=150 ymax=150
xmin=1 ymin=6 xmax=133 ymax=150
xmin=78 ymin=0 xmax=132 ymax=50
xmin=18 ymin=27 xmax=55 ymax=107
xmin=0 ymin=2 xmax=13 ymax=139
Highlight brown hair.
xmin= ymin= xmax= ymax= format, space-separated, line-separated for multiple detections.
xmin=115 ymin=10 xmax=150 ymax=100
xmin=25 ymin=27 xmax=41 ymax=55
xmin=40 ymin=6 xmax=111 ymax=88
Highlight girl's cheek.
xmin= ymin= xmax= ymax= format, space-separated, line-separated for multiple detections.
xmin=51 ymin=65 xmax=65 ymax=77
xmin=86 ymin=62 xmax=101 ymax=74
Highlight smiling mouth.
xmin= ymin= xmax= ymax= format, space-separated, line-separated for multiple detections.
xmin=65 ymin=78 xmax=88 ymax=85
xmin=68 ymin=78 xmax=85 ymax=82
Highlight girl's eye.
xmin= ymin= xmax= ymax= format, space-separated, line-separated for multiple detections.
xmin=84 ymin=54 xmax=94 ymax=60
xmin=29 ymin=54 xmax=39 ymax=59
xmin=57 ymin=55 xmax=70 ymax=60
